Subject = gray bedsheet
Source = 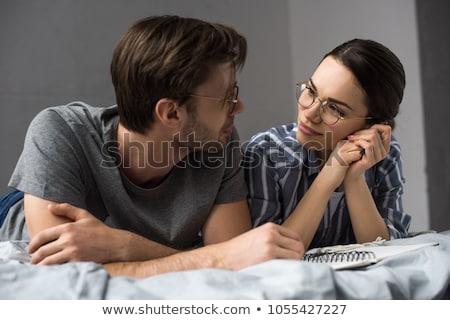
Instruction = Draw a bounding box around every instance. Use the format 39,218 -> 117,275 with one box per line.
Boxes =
1,231 -> 449,299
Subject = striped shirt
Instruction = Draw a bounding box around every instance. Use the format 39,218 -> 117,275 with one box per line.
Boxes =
243,123 -> 411,248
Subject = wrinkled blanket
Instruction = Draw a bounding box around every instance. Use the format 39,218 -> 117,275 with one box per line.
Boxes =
1,231 -> 449,299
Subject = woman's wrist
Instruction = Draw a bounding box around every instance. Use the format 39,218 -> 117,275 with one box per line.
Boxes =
343,172 -> 366,188
318,163 -> 347,192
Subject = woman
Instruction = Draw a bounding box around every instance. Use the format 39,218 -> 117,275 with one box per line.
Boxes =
244,39 -> 411,250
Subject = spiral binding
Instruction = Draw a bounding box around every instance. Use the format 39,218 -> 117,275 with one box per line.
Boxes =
304,250 -> 376,263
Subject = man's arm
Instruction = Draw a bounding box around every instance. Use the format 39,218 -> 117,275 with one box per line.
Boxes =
26,197 -> 178,264
104,222 -> 305,278
24,193 -> 72,237
26,197 -> 252,264
201,200 -> 252,245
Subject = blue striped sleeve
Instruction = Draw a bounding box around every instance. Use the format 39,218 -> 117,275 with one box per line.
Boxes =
372,139 -> 411,238
243,137 -> 284,226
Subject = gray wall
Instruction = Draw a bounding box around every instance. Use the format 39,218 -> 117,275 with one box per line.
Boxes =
417,0 -> 450,232
0,0 -> 434,231
0,0 -> 294,189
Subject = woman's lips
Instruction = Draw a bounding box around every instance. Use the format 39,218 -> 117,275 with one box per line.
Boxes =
299,122 -> 321,136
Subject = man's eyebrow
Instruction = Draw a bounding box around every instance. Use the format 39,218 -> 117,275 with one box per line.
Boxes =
309,78 -> 354,111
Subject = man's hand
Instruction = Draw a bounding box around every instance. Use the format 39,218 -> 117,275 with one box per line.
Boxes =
211,222 -> 304,271
27,203 -> 129,264
104,222 -> 305,278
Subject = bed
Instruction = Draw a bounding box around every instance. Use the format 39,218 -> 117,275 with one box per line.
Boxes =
1,230 -> 449,299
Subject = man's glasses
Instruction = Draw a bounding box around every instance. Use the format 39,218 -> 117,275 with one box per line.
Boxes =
188,85 -> 239,115
296,82 -> 373,125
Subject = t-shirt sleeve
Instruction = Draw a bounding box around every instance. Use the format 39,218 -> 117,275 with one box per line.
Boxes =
213,127 -> 248,204
8,107 -> 87,208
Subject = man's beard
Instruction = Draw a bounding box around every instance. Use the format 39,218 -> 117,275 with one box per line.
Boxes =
172,117 -> 227,154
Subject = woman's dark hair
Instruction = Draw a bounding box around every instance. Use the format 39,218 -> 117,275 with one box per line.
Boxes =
111,15 -> 247,133
324,39 -> 405,129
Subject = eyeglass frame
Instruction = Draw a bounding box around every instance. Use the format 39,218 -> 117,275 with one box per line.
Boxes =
187,84 -> 239,115
296,81 -> 374,125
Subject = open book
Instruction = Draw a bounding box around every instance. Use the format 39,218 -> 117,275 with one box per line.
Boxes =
303,238 -> 438,270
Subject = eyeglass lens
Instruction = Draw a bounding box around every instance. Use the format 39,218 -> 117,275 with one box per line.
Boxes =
296,83 -> 340,125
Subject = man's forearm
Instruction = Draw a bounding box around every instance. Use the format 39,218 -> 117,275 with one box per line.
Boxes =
105,245 -> 218,278
105,223 -> 305,278
119,230 -> 180,262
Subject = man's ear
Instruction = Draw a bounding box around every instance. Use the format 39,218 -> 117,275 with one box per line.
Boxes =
154,98 -> 183,129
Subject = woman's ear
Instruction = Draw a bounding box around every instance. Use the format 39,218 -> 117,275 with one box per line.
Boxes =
154,98 -> 183,129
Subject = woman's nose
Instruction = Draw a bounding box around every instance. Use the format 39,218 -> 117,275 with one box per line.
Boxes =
301,102 -> 322,124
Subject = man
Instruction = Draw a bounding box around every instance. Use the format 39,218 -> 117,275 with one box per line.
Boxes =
0,15 -> 303,277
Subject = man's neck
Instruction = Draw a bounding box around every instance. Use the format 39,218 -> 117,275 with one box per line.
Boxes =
117,124 -> 189,188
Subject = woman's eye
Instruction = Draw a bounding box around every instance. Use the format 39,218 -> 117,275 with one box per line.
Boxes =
306,86 -> 316,97
327,104 -> 345,117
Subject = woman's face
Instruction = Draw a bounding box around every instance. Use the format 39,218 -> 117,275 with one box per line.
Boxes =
296,56 -> 370,157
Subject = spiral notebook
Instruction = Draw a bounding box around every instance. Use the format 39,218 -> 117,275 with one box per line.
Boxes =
303,239 -> 438,270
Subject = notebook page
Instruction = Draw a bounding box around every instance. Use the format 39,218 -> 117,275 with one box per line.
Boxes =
303,241 -> 438,270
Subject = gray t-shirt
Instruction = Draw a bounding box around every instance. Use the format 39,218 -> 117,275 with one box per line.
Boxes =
1,102 -> 247,249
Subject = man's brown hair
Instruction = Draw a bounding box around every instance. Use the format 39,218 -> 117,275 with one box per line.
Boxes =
111,15 -> 247,133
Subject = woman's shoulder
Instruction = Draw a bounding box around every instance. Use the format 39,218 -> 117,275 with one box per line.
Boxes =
368,135 -> 404,182
387,135 -> 403,161
246,123 -> 298,148
243,123 -> 304,167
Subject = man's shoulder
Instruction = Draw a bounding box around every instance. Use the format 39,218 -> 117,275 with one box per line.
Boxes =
31,102 -> 118,132
45,101 -> 116,121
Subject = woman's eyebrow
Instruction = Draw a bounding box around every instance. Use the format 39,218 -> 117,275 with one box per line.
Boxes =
309,78 -> 354,111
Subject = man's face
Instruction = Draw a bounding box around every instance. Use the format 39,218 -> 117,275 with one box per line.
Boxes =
178,61 -> 244,151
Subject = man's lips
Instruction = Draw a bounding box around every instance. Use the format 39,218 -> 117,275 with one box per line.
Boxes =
298,122 -> 321,136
